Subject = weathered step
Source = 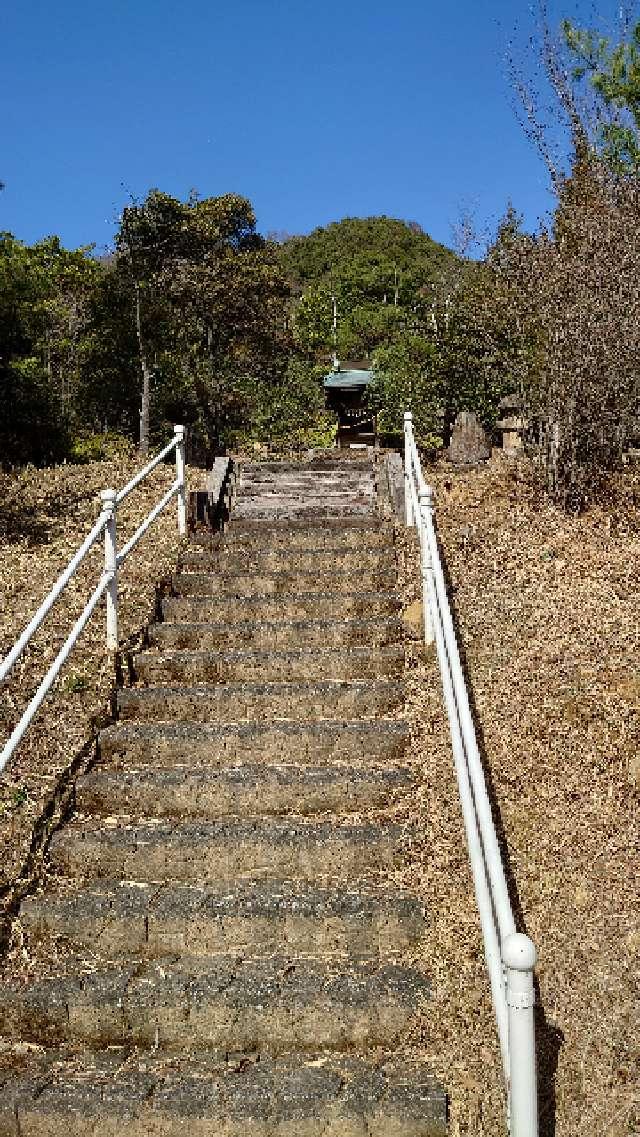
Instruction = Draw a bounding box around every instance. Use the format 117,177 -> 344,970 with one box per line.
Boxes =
239,462 -> 373,477
150,616 -> 405,652
231,500 -> 376,520
162,590 -> 402,624
0,1052 -> 447,1136
236,487 -> 376,504
235,484 -> 373,499
75,762 -> 415,819
240,458 -> 373,473
117,679 -> 404,723
99,719 -> 410,768
0,956 -> 429,1053
179,545 -> 393,572
236,491 -> 376,507
172,567 -> 396,595
134,645 -> 405,685
238,472 -> 375,488
228,513 -> 385,530
221,522 -> 392,550
50,817 -> 411,883
22,879 -> 425,959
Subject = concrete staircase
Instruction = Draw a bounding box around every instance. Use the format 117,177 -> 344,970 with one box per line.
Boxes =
0,453 -> 447,1135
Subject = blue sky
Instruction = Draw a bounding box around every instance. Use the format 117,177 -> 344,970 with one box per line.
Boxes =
0,0 -> 608,253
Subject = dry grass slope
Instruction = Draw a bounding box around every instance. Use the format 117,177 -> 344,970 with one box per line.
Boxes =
0,457 -> 180,911
398,456 -> 639,1136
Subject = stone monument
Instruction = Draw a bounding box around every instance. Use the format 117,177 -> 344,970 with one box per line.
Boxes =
447,411 -> 491,467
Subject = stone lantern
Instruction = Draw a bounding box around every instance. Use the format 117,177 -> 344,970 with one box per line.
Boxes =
496,393 -> 526,454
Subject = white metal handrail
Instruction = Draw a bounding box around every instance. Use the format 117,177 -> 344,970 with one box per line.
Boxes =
0,426 -> 187,772
116,435 -> 179,504
117,478 -> 181,565
0,511 -> 108,687
403,411 -> 538,1137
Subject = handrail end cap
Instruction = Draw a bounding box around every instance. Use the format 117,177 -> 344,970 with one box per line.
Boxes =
503,932 -> 537,971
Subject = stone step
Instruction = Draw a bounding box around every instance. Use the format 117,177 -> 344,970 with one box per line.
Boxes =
0,453 -> 445,1136
134,645 -> 405,685
150,616 -> 404,652
238,470 -> 375,485
179,545 -> 393,572
221,523 -> 392,550
117,679 -> 404,723
236,486 -> 375,503
0,1052 -> 447,1136
231,500 -> 376,520
162,590 -> 402,624
240,457 -> 373,473
172,567 -> 397,595
50,817 -> 410,884
227,515 -> 387,535
239,461 -> 373,475
0,956 -> 429,1053
99,719 -> 410,768
75,762 -> 415,820
236,482 -> 374,496
22,880 -> 425,959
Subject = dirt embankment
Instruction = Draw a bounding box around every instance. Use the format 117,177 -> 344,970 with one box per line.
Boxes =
0,456 -> 181,912
399,456 -> 639,1137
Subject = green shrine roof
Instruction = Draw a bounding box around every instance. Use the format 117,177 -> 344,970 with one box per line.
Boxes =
323,368 -> 374,390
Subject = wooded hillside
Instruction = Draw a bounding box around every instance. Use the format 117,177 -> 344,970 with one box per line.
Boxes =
278,215 -> 458,289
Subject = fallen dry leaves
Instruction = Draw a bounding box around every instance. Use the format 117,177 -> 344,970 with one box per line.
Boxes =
397,454 -> 639,1136
0,454 -> 182,910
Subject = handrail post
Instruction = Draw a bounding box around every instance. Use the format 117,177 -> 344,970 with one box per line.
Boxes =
403,411 -> 414,526
100,489 -> 118,651
504,933 -> 538,1137
174,424 -> 187,536
419,485 -> 435,644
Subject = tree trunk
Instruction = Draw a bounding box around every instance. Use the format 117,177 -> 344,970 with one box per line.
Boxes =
135,282 -> 151,455
139,360 -> 151,456
204,323 -> 222,459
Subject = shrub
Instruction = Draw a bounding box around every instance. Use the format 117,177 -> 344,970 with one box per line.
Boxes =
69,432 -> 136,464
232,360 -> 336,452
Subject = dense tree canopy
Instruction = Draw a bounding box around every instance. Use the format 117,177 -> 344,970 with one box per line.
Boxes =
278,215 -> 457,290
563,17 -> 640,173
279,217 -> 459,360
0,193 -> 297,466
0,233 -> 97,464
113,190 -> 291,458
0,208 -> 519,463
277,214 -> 521,446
